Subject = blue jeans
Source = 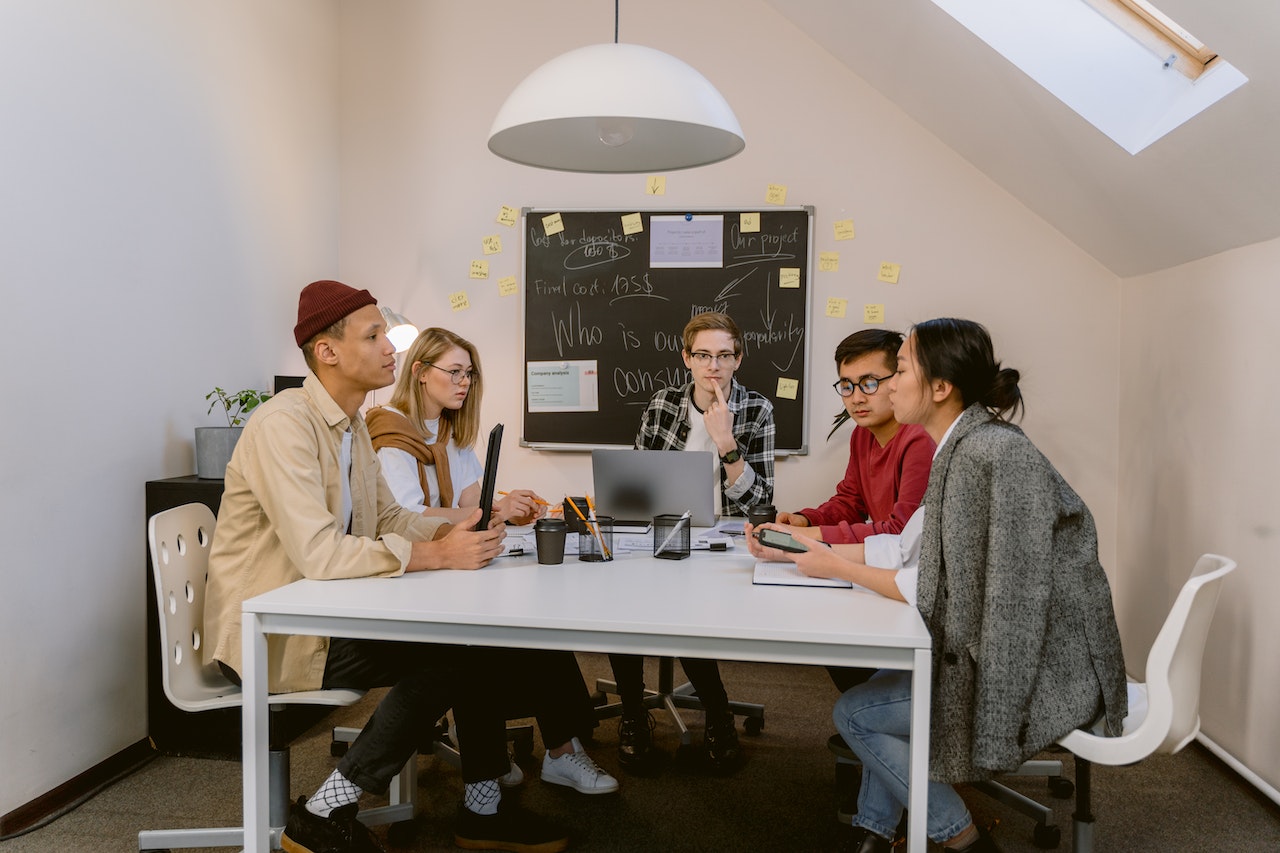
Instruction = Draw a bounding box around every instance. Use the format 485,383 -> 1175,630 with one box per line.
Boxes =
833,669 -> 972,844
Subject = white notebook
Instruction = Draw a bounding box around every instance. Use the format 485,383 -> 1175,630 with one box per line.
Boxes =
751,559 -> 854,589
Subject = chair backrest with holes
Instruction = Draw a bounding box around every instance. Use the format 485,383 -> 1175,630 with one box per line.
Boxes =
148,502 -> 241,712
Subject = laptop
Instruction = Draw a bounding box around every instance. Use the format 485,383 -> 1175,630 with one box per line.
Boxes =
591,449 -> 718,528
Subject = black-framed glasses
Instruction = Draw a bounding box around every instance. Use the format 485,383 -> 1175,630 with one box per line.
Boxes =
688,351 -> 739,366
833,374 -> 893,397
424,362 -> 477,385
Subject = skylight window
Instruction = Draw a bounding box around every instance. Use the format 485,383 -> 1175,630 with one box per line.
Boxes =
931,0 -> 1247,154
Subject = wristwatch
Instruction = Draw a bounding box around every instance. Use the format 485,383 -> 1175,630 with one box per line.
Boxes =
719,448 -> 742,465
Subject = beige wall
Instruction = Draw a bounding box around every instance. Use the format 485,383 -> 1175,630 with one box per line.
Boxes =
1119,237 -> 1280,795
0,0 -> 338,816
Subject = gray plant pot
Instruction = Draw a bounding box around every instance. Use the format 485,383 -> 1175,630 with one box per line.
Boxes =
195,426 -> 243,479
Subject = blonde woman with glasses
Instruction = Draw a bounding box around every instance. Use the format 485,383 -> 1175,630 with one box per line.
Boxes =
368,327 -> 545,525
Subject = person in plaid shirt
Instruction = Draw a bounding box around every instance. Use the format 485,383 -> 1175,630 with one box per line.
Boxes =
609,311 -> 775,777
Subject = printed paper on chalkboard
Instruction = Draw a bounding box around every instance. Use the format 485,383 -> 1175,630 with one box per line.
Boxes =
527,360 -> 600,413
650,215 -> 724,269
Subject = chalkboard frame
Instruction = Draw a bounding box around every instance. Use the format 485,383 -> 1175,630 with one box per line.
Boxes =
519,206 -> 814,455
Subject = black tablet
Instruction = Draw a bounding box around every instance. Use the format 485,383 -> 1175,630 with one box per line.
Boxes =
475,423 -> 503,531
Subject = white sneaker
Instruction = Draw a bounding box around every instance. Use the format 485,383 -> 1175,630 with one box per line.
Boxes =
499,746 -> 525,788
540,737 -> 619,795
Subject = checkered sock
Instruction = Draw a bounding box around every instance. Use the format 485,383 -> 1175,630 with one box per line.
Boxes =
305,770 -> 363,818
463,779 -> 501,815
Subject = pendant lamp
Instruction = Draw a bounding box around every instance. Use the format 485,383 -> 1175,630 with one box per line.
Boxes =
487,6 -> 744,173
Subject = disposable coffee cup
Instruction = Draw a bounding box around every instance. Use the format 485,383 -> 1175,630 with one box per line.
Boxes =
746,504 -> 777,529
534,518 -> 568,565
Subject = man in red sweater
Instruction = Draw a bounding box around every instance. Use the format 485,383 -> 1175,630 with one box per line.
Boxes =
777,329 -> 934,546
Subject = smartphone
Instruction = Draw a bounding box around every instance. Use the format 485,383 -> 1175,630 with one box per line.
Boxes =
754,527 -> 809,553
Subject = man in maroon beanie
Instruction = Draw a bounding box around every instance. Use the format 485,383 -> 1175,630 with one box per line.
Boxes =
203,280 -> 612,853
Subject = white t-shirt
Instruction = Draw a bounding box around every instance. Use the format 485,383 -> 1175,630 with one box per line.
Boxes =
683,404 -> 723,517
861,416 -> 962,606
376,412 -> 485,512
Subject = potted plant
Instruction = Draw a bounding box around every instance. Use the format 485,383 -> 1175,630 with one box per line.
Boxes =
195,386 -> 270,478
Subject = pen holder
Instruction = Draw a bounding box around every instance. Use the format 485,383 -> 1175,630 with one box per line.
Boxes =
652,514 -> 691,560
563,496 -> 592,535
577,515 -> 614,563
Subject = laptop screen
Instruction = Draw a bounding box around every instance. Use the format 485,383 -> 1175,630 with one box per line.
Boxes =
591,449 -> 717,527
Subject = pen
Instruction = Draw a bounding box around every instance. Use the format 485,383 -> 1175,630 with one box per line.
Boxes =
567,497 -> 611,560
497,491 -> 550,506
654,510 -> 691,556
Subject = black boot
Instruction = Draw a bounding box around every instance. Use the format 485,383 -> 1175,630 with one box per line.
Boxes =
617,711 -> 660,773
836,825 -> 892,853
947,825 -> 1003,853
702,711 -> 741,775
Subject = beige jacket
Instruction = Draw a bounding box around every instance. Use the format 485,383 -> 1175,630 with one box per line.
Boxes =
204,373 -> 444,692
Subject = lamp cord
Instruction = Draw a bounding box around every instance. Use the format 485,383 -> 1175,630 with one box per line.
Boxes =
614,0 -> 619,43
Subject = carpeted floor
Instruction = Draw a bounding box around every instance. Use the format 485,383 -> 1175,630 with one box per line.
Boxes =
4,654 -> 1278,852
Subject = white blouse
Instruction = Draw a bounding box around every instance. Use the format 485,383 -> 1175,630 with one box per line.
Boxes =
376,413 -> 484,513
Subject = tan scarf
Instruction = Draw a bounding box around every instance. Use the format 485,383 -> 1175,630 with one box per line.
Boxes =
366,406 -> 455,509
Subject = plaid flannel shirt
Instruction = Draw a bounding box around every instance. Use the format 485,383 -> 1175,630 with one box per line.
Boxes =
635,380 -> 775,515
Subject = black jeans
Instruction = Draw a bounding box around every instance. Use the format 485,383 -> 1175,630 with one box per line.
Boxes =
317,640 -> 595,793
607,653 -> 729,718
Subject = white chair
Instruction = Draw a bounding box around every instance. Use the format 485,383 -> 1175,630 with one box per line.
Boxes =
139,503 -> 416,852
977,553 -> 1237,851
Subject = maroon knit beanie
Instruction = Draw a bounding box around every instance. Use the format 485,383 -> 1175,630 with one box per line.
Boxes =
294,280 -> 378,347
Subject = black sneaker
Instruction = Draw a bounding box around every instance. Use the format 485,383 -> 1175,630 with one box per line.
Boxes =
702,711 -> 741,775
453,802 -> 570,853
617,711 -> 660,774
280,796 -> 383,853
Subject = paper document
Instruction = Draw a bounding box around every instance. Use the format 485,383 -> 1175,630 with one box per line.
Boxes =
752,560 -> 855,589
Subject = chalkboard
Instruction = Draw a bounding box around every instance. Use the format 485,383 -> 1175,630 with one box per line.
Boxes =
521,208 -> 812,453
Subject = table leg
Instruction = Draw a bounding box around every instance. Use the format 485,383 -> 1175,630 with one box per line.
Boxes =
243,614 -> 270,853
906,648 -> 932,853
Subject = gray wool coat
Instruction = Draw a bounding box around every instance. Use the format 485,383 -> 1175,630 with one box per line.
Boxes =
917,404 -> 1128,783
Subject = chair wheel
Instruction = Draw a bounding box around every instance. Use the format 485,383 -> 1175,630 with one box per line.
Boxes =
387,819 -> 417,846
1033,822 -> 1061,848
744,716 -> 764,736
330,740 -> 349,758
1048,776 -> 1074,798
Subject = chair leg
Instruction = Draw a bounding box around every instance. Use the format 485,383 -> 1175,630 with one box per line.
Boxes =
1072,757 -> 1095,853
595,658 -> 765,744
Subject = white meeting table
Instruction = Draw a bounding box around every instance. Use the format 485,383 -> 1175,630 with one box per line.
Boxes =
241,546 -> 933,852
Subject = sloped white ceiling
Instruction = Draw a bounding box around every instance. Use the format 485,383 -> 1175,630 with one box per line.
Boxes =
765,0 -> 1280,277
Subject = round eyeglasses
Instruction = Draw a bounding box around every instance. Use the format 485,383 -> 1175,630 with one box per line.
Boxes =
833,374 -> 893,397
424,363 -> 477,385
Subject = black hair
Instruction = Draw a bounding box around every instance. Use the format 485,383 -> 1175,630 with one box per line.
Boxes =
833,329 -> 904,370
910,318 -> 1024,422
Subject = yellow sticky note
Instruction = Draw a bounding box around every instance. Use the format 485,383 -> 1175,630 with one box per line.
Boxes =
645,176 -> 666,195
449,291 -> 470,312
819,252 -> 840,272
864,304 -> 885,324
496,205 -> 519,227
834,219 -> 855,241
878,262 -> 901,284
621,213 -> 643,235
825,297 -> 848,319
765,184 -> 788,205
469,260 -> 489,279
542,212 -> 564,236
776,377 -> 799,400
482,234 -> 502,255
778,267 -> 800,289
740,212 -> 760,233
498,276 -> 518,297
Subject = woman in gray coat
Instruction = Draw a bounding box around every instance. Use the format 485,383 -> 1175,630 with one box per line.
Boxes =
754,319 -> 1127,853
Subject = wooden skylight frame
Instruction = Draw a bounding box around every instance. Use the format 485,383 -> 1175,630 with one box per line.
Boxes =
1084,0 -> 1218,79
